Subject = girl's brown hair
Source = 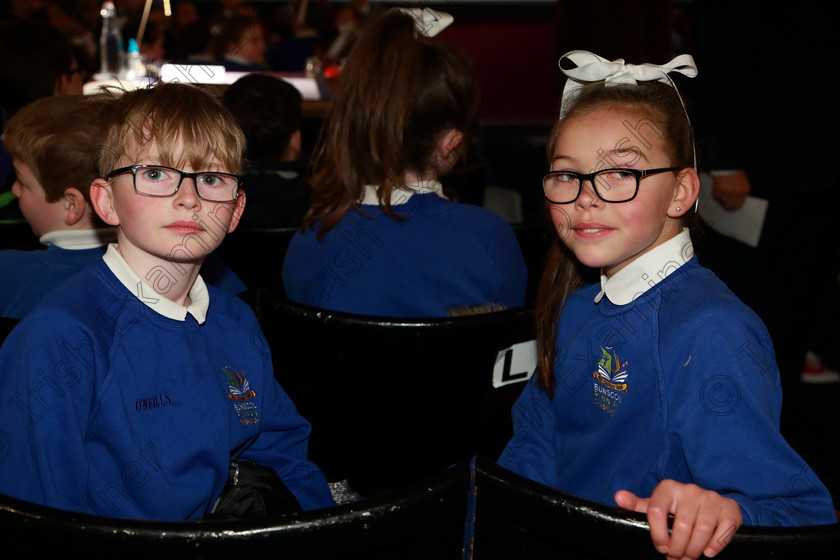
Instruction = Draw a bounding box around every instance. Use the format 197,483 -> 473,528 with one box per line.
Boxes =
536,81 -> 696,397
302,9 -> 478,238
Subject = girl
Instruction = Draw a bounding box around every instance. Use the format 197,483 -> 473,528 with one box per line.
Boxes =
281,9 -> 527,317
497,51 -> 837,560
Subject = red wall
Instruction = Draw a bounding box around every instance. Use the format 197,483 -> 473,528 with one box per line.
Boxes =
438,18 -> 562,124
435,0 -> 674,125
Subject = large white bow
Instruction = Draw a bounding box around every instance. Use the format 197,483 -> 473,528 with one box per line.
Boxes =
557,49 -> 699,175
558,50 -> 698,116
398,7 -> 454,37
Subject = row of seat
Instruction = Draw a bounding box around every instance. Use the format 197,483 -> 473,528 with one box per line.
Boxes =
2,456 -> 837,558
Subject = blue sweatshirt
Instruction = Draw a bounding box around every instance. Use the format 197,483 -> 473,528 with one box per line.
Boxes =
0,231 -> 246,319
0,244 -> 106,318
282,191 -> 527,317
498,234 -> 836,527
0,254 -> 334,520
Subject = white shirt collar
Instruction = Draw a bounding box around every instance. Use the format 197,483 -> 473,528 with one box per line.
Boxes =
40,228 -> 117,250
595,228 -> 694,305
101,244 -> 209,323
359,180 -> 448,205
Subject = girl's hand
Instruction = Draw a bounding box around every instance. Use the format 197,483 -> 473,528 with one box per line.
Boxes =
615,480 -> 742,559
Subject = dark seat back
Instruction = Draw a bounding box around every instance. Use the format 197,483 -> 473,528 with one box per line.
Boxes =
511,222 -> 553,304
0,316 -> 19,348
214,226 -> 298,290
470,457 -> 840,559
0,220 -> 40,251
248,289 -> 536,498
3,456 -> 836,559
0,461 -> 471,560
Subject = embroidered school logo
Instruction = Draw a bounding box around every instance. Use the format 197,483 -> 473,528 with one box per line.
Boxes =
222,366 -> 260,425
592,346 -> 629,415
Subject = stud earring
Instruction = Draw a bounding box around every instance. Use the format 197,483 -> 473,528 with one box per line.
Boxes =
676,207 -> 681,212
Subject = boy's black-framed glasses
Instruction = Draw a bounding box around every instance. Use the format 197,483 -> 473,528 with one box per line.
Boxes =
106,165 -> 242,202
542,167 -> 682,204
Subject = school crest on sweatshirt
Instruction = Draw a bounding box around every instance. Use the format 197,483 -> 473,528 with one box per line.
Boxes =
222,366 -> 260,425
592,346 -> 629,415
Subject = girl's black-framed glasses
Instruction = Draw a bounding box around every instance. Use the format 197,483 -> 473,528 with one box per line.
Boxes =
543,167 -> 681,204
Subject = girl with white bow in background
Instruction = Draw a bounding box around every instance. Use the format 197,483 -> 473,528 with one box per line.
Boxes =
497,51 -> 837,560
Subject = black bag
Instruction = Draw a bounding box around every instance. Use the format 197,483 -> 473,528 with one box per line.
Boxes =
209,461 -> 303,520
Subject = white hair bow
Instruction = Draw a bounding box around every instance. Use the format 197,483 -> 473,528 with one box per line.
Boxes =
398,7 -> 454,37
558,50 -> 699,174
558,50 -> 698,117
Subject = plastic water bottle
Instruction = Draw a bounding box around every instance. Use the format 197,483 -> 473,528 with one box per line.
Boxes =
125,38 -> 146,80
99,1 -> 124,77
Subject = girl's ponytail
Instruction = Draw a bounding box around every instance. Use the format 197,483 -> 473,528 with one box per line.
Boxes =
304,9 -> 477,238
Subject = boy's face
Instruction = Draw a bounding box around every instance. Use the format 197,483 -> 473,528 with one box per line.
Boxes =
91,139 -> 246,277
11,158 -> 66,237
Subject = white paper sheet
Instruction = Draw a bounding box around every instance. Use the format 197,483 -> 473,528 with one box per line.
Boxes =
697,172 -> 768,248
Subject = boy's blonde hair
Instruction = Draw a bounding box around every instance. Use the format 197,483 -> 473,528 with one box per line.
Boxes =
97,83 -> 245,177
2,94 -> 113,204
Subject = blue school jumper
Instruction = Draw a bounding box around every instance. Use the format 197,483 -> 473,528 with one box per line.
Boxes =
0,230 -> 246,319
498,231 -> 837,526
0,243 -> 106,318
282,188 -> 528,317
0,248 -> 334,520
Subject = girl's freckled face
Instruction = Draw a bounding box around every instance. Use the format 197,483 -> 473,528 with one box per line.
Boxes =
548,107 -> 682,277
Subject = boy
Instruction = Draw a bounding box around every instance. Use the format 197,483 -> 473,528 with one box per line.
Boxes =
222,73 -> 310,228
0,94 -> 117,319
0,95 -> 246,320
0,83 -> 335,520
